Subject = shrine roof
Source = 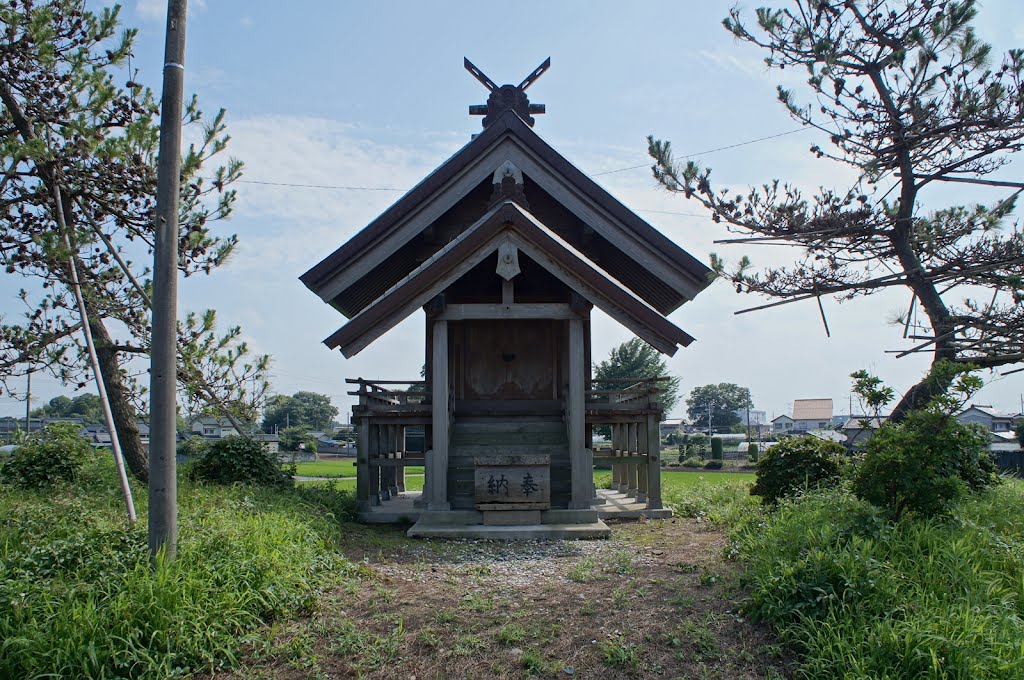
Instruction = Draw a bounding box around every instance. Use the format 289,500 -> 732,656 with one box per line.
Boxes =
323,201 -> 696,358
300,110 -> 713,319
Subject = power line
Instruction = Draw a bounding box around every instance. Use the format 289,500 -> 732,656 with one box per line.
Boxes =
591,127 -> 808,177
236,179 -> 404,191
228,126 -> 809,192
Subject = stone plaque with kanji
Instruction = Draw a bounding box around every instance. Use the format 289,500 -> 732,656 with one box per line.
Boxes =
474,454 -> 550,510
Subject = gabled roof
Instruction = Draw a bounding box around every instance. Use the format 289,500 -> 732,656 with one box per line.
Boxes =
771,414 -> 794,423
841,417 -> 887,430
793,399 -> 833,421
324,201 -> 695,358
959,405 -> 1017,420
301,110 -> 712,318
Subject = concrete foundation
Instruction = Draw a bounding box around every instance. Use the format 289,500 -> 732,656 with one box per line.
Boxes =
360,490 -> 669,538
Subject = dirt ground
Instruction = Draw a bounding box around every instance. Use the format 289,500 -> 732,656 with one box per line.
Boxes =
220,517 -> 791,679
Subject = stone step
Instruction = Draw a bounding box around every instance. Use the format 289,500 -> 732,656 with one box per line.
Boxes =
449,444 -> 568,459
451,430 -> 567,446
452,420 -> 566,430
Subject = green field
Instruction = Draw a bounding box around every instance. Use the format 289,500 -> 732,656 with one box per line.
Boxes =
297,474 -> 426,492
294,460 -> 424,478
662,469 -> 755,488
299,468 -> 754,497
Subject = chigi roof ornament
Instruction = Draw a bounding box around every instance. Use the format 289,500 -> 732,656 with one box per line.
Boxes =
465,57 -> 549,128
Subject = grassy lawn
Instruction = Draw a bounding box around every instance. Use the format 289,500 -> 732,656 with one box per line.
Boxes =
294,460 -> 357,477
7,442 -> 1020,678
294,460 -> 424,478
663,469 -> 755,488
0,454 -> 363,679
305,469 -> 754,496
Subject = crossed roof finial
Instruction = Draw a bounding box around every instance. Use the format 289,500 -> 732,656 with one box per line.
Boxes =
465,57 -> 550,129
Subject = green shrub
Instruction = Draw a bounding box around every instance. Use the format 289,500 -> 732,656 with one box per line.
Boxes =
710,436 -> 724,460
0,423 -> 93,489
852,409 -> 998,519
734,484 -> 1024,678
750,435 -> 847,505
681,456 -> 703,467
176,435 -> 211,458
189,436 -> 293,487
279,425 -> 317,453
748,443 -> 759,463
0,455 -> 361,678
703,459 -> 723,470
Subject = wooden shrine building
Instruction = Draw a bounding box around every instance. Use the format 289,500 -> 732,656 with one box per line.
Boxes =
301,60 -> 712,538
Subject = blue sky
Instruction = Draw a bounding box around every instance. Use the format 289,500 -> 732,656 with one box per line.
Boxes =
4,1 -> 1024,420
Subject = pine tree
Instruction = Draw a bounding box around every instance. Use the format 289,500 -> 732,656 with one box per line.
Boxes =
0,1 -> 269,479
649,0 -> 1024,420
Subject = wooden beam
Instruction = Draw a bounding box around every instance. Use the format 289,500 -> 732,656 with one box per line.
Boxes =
502,278 -> 514,304
436,302 -> 581,321
646,413 -> 663,510
428,320 -> 451,511
356,416 -> 370,512
568,318 -> 591,509
505,232 -> 683,355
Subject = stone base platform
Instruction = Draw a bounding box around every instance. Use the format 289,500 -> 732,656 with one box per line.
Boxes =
407,520 -> 611,540
357,490 -> 668,537
594,489 -> 673,520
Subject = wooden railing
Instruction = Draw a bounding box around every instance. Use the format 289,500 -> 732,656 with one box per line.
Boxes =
585,377 -> 667,510
347,376 -> 667,512
347,378 -> 431,510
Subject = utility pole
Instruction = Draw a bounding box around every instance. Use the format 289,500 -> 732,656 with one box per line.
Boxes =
24,369 -> 31,434
746,404 -> 750,443
706,402 -> 713,437
149,0 -> 188,563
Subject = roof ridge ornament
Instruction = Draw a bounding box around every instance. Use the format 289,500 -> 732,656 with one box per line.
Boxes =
465,57 -> 549,128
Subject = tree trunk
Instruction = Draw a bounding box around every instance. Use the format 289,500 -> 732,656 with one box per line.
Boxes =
888,368 -> 954,422
90,316 -> 150,482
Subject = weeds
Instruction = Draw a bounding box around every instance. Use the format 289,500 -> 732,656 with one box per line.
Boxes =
0,456 -> 360,679
734,483 -> 1024,678
567,556 -> 599,582
600,635 -> 640,672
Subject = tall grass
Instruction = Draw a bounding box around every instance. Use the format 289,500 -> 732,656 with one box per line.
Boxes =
732,482 -> 1024,679
663,474 -> 761,527
0,454 -> 362,678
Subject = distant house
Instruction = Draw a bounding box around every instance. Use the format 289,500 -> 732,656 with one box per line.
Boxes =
792,399 -> 834,431
841,416 -> 887,448
660,418 -> 685,439
771,414 -> 795,434
189,415 -> 242,439
0,416 -> 44,440
956,405 -> 1021,434
80,421 -> 150,447
43,416 -> 86,426
254,433 -> 280,454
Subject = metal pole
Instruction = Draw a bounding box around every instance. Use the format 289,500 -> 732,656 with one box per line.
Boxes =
149,0 -> 188,563
62,234 -> 138,526
25,369 -> 31,434
49,178 -> 137,526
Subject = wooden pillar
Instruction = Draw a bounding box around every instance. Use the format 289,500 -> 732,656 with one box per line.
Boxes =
568,318 -> 591,509
396,425 -> 407,493
356,414 -> 370,512
428,320 -> 451,511
634,421 -> 648,503
369,424 -> 381,506
646,413 -> 663,510
611,424 -> 619,488
606,421 -> 622,491
386,425 -> 399,498
626,421 -> 639,498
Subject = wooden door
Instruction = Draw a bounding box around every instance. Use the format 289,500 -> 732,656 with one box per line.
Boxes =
454,320 -> 559,400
